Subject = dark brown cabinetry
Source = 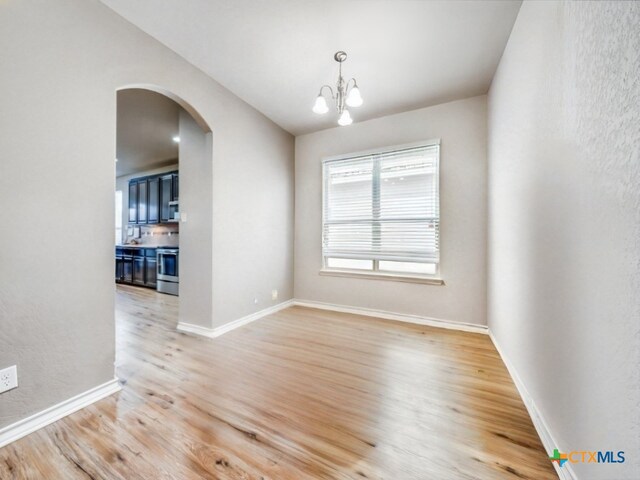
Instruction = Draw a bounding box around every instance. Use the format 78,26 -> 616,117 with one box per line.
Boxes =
116,247 -> 157,288
128,171 -> 178,225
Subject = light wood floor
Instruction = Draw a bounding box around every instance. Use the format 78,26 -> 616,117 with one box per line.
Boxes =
0,285 -> 557,479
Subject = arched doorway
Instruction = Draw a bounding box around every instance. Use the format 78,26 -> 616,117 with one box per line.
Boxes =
114,85 -> 214,337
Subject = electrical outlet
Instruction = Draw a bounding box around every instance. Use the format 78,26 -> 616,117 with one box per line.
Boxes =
0,365 -> 18,394
254,298 -> 259,305
271,289 -> 278,301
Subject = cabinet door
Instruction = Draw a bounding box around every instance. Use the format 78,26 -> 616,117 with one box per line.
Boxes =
128,182 -> 138,224
148,177 -> 160,224
123,258 -> 133,283
137,180 -> 148,224
133,257 -> 145,285
172,173 -> 179,201
160,174 -> 173,223
115,257 -> 124,282
145,258 -> 157,287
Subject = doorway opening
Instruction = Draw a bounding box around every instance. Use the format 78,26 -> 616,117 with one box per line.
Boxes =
113,86 -> 213,343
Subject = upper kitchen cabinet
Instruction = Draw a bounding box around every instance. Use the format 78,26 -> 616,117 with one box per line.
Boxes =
160,173 -> 179,223
172,174 -> 179,202
128,181 -> 137,224
148,176 -> 160,224
160,174 -> 172,223
137,179 -> 148,224
128,171 -> 178,225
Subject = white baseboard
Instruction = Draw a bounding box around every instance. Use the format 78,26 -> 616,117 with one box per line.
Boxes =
177,299 -> 295,339
175,321 -> 217,338
489,332 -> 575,480
0,378 -> 121,449
293,299 -> 488,334
178,299 -> 487,338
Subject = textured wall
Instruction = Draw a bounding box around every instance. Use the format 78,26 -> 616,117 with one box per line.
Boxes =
488,2 -> 640,478
0,0 -> 294,429
295,96 -> 488,326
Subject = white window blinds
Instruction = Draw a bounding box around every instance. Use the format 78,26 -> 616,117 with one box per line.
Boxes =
322,143 -> 440,268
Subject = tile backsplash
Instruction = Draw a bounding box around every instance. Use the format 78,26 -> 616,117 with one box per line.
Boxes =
122,224 -> 179,247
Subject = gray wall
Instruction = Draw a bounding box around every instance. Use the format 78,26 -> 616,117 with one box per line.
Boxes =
295,96 -> 487,326
488,2 -> 640,478
210,96 -> 295,326
0,0 -> 294,428
179,110 -> 213,328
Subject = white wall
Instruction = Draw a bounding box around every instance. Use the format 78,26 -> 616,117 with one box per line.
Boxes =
488,2 -> 640,478
0,0 -> 293,429
295,96 -> 487,326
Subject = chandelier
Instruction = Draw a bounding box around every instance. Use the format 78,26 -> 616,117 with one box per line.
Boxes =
312,51 -> 363,126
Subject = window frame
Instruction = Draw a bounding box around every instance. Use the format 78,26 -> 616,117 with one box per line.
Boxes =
321,139 -> 443,284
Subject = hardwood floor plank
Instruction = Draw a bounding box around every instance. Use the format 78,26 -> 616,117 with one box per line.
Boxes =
0,285 -> 557,479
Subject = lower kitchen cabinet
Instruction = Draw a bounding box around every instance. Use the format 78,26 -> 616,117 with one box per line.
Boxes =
145,258 -> 157,288
133,257 -> 145,285
122,257 -> 133,283
115,256 -> 124,280
116,247 -> 157,289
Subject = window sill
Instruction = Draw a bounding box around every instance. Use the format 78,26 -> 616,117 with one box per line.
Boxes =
319,269 -> 445,285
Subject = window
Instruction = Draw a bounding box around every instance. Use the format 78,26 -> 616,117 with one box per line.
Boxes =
322,142 -> 440,279
115,190 -> 123,244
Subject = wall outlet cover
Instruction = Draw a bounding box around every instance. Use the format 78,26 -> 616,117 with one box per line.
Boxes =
0,365 -> 18,394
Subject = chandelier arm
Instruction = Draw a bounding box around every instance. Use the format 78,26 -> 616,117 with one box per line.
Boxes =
345,78 -> 357,93
318,84 -> 335,99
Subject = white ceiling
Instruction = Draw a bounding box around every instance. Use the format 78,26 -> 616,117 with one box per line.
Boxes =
116,89 -> 180,177
102,0 -> 521,136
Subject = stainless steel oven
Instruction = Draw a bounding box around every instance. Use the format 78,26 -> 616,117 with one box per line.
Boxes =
157,248 -> 179,295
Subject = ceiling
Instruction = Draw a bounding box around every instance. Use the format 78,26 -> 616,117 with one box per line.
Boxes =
102,1 -> 521,136
116,89 -> 180,177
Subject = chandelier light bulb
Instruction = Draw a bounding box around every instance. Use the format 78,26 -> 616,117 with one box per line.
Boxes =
346,85 -> 363,107
312,94 -> 329,114
338,109 -> 353,126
